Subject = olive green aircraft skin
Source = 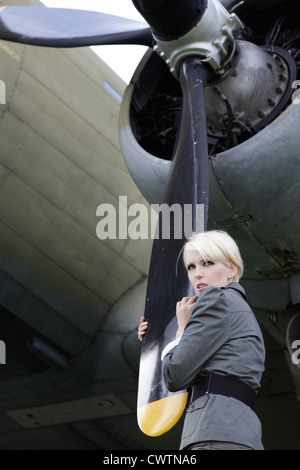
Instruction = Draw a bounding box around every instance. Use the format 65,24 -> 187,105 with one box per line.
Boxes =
0,0 -> 159,451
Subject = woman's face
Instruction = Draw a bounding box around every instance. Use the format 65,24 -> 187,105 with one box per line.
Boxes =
185,249 -> 238,296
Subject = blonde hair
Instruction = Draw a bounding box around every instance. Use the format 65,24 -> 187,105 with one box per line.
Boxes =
183,230 -> 244,282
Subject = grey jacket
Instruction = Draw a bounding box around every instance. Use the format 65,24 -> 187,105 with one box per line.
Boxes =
162,283 -> 265,450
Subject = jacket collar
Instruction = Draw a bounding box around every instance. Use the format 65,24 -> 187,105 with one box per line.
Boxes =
222,282 -> 247,301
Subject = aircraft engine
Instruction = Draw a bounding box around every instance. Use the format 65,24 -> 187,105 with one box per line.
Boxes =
119,0 -> 298,205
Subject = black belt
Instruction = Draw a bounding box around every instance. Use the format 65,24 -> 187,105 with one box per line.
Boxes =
189,374 -> 256,410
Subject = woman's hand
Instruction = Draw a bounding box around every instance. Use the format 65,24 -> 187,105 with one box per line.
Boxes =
175,295 -> 198,339
137,316 -> 149,341
138,295 -> 197,342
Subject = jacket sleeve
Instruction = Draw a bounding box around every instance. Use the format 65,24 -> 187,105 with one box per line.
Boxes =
162,286 -> 230,392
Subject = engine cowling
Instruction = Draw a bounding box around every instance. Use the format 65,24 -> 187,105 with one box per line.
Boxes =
119,37 -> 295,205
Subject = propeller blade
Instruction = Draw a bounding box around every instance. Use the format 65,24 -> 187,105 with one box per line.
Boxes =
0,6 -> 153,47
132,0 -> 207,41
138,57 -> 211,436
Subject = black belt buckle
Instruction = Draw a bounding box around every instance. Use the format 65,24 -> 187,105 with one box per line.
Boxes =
188,374 -> 211,407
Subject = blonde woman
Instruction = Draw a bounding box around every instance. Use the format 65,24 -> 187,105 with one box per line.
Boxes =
138,230 -> 265,450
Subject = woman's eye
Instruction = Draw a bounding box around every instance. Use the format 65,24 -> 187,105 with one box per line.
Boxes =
187,264 -> 195,271
203,261 -> 214,266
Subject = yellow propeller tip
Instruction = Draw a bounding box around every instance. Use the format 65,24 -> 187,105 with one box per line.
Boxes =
137,392 -> 189,437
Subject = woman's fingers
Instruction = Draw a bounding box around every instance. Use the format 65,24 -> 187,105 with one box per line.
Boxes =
138,295 -> 198,342
138,316 -> 149,341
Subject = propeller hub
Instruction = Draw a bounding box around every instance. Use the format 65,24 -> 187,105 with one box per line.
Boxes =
205,40 -> 293,137
151,0 -> 243,79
